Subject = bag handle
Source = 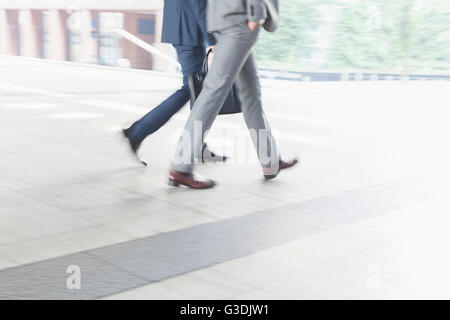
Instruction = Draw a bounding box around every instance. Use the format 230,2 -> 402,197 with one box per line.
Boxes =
202,48 -> 214,75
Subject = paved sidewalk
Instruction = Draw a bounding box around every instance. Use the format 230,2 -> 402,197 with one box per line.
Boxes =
1,57 -> 449,299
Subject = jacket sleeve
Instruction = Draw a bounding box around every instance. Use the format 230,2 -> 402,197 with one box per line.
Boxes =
247,0 -> 267,24
187,0 -> 216,46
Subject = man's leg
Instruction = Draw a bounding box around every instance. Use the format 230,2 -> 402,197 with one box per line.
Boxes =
235,52 -> 279,171
126,90 -> 189,145
171,23 -> 259,174
236,52 -> 298,179
126,46 -> 205,146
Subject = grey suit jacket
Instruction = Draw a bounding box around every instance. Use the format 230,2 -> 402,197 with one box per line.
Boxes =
207,0 -> 279,33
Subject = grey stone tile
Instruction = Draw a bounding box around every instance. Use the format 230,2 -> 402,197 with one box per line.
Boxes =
88,207 -> 322,282
0,187 -> 35,208
0,203 -> 95,245
18,180 -> 149,211
0,226 -> 133,268
0,253 -> 147,300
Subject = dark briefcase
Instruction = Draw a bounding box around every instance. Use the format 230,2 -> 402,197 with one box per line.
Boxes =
188,49 -> 242,115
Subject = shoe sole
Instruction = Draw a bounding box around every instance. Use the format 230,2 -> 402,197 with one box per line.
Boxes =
168,178 -> 215,189
264,159 -> 299,180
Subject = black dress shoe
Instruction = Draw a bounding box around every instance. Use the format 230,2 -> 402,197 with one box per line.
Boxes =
264,158 -> 299,180
122,129 -> 147,166
201,144 -> 228,163
202,151 -> 228,163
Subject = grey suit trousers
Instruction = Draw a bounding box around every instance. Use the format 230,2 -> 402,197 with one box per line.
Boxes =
171,22 -> 279,173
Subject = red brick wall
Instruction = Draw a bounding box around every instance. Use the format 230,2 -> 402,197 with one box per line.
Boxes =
122,12 -> 156,70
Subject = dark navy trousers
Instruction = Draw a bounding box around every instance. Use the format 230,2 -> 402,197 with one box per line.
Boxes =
127,45 -> 205,145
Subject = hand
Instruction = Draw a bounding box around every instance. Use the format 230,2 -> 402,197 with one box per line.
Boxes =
206,46 -> 215,67
247,21 -> 261,31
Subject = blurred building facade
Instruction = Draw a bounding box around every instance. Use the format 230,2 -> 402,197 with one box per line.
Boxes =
0,0 -> 171,70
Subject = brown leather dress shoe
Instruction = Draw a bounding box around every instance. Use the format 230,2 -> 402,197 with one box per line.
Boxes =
168,170 -> 216,189
264,158 -> 299,180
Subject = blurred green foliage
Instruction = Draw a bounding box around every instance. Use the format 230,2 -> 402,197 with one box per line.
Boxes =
254,0 -> 320,70
255,0 -> 450,74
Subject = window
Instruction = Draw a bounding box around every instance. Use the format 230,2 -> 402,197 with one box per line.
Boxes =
138,19 -> 155,35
